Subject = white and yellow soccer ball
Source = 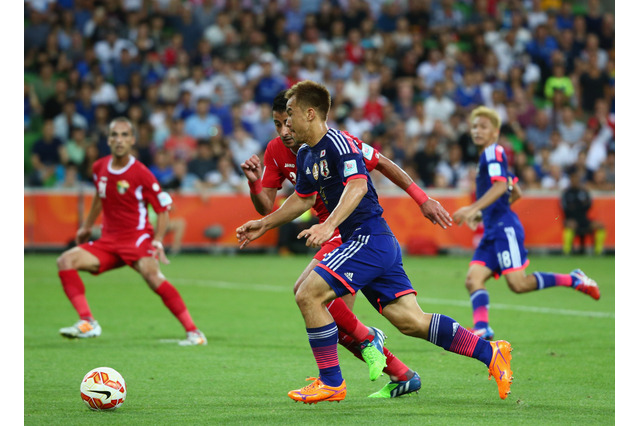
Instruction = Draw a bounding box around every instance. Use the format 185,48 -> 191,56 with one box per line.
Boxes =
80,367 -> 127,410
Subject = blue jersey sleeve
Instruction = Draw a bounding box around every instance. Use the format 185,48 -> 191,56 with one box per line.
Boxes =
325,129 -> 368,184
293,146 -> 318,198
483,145 -> 509,184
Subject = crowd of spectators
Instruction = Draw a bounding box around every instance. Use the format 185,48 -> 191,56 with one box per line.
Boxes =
24,0 -> 615,196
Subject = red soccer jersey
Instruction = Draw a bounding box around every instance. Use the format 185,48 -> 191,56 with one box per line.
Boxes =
261,131 -> 380,223
92,155 -> 172,238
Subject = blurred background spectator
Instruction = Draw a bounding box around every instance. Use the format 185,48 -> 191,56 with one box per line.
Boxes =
23,0 -> 614,195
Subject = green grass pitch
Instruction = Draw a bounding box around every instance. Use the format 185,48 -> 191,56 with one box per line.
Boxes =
24,253 -> 614,425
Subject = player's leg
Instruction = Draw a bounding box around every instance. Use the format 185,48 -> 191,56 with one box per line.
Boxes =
381,293 -> 513,400
312,234 -> 424,398
134,255 -> 206,345
168,218 -> 186,254
465,237 -> 500,339
492,223 -> 598,299
363,237 -> 512,399
465,263 -> 495,339
504,267 -> 600,300
296,244 -> 410,384
288,270 -> 346,403
56,245 -> 109,338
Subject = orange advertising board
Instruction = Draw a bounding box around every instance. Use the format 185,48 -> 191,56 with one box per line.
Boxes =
24,191 -> 614,251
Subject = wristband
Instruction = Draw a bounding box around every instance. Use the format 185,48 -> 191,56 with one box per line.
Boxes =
406,182 -> 429,205
248,179 -> 263,195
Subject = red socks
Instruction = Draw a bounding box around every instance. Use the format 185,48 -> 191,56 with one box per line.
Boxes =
329,298 -> 411,381
327,297 -> 370,342
155,281 -> 197,332
339,332 -> 411,381
59,270 -> 93,320
59,271 -> 196,333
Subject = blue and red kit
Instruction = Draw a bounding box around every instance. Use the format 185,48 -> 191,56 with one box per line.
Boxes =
294,128 -> 416,311
471,143 -> 529,277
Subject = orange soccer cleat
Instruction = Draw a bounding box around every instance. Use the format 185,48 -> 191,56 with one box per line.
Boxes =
488,340 -> 513,400
287,377 -> 347,404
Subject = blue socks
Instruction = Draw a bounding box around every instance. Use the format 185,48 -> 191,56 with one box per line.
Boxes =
307,322 -> 343,387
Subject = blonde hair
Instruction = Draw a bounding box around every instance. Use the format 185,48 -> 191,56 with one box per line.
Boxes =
470,106 -> 501,130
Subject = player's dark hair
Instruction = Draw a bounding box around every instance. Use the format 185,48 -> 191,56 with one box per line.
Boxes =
272,90 -> 288,113
285,80 -> 331,121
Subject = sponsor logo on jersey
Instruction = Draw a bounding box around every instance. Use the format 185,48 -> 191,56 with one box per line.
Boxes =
312,163 -> 319,180
344,160 -> 357,177
152,182 -> 160,192
344,272 -> 353,281
320,159 -> 329,177
306,167 -> 311,175
320,149 -> 326,157
285,163 -> 296,168
117,180 -> 130,195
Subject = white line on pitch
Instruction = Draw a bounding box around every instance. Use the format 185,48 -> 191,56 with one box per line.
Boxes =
173,278 -> 614,319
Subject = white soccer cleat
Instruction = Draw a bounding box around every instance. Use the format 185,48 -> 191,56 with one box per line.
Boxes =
179,329 -> 207,346
60,319 -> 102,339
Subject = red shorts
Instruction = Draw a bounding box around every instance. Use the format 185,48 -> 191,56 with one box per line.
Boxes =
313,234 -> 343,261
79,232 -> 155,274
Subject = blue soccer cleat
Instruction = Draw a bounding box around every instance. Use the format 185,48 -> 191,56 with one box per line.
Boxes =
360,327 -> 387,381
368,372 -> 422,398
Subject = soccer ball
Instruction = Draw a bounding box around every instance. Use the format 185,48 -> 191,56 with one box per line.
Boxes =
80,367 -> 127,410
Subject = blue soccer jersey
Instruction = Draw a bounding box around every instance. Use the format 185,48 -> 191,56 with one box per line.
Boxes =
476,143 -> 519,237
294,128 -> 415,310
294,128 -> 386,240
472,143 -> 529,277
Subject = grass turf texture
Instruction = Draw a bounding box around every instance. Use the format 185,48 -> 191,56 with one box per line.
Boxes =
24,254 -> 614,425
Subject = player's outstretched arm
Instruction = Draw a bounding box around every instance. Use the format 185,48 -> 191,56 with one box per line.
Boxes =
76,192 -> 103,245
375,154 -> 452,229
237,192 -> 315,248
453,180 -> 508,227
240,154 -> 278,215
299,178 -> 367,248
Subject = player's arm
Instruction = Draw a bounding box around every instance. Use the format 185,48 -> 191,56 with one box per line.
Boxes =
452,180 -> 509,227
237,192 -> 315,248
76,191 -> 103,245
151,210 -> 170,264
300,178 -> 368,248
374,154 -> 452,228
509,177 -> 522,205
241,154 -> 280,215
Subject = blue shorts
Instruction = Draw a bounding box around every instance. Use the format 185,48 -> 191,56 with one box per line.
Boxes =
471,220 -> 529,279
314,231 -> 416,313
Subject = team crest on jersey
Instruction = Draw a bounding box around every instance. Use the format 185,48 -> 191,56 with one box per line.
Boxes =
117,180 -> 130,194
319,159 -> 329,177
312,163 -> 319,180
